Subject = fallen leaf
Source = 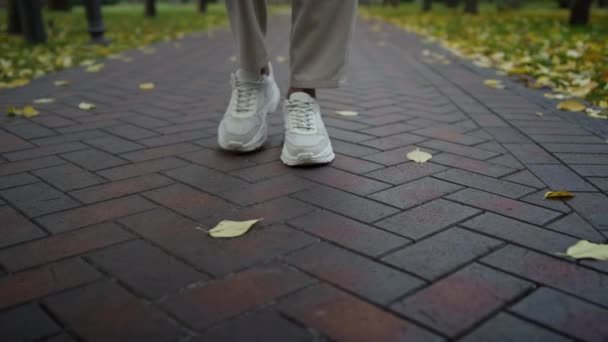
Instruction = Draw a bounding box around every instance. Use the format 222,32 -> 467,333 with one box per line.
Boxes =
22,106 -> 39,118
6,106 -> 22,116
536,111 -> 544,117
335,110 -> 359,116
34,98 -> 55,104
557,100 -> 586,112
139,82 -> 155,90
85,63 -> 104,73
54,80 -> 71,86
544,191 -> 574,199
229,56 -> 237,62
406,148 -> 432,165
276,56 -> 287,63
484,79 -> 506,89
208,219 -> 263,238
586,108 -> 608,119
78,102 -> 95,110
564,240 -> 608,261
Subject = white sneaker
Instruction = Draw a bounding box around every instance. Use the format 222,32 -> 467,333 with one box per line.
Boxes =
218,65 -> 280,152
281,92 -> 335,166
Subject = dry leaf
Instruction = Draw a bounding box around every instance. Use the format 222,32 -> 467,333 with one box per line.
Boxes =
484,79 -> 506,89
586,108 -> 608,119
54,80 -> 71,86
208,219 -> 263,238
85,63 -> 104,72
78,102 -> 95,110
536,111 -> 544,117
564,240 -> 608,261
557,100 -> 586,112
406,148 -> 432,165
139,82 -> 155,90
335,110 -> 359,117
6,106 -> 22,116
229,56 -> 237,62
34,98 -> 54,104
276,56 -> 287,63
22,106 -> 39,118
544,191 -> 574,199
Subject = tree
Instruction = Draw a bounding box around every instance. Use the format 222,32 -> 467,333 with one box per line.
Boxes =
423,0 -> 432,12
497,0 -> 522,11
48,0 -> 72,11
7,0 -> 22,34
464,0 -> 479,14
382,0 -> 399,6
198,0 -> 207,13
445,0 -> 460,8
145,0 -> 156,17
599,0 -> 608,8
558,0 -> 571,8
569,0 -> 592,25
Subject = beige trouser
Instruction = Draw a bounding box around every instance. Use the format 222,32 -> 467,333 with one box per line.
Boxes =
225,0 -> 358,89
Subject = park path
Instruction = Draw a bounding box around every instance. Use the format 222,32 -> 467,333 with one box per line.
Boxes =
1,12 -> 608,342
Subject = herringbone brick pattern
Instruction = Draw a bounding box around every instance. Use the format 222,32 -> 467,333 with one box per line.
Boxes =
1,13 -> 607,342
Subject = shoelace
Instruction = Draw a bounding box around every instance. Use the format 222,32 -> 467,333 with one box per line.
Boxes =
232,74 -> 260,114
287,100 -> 316,131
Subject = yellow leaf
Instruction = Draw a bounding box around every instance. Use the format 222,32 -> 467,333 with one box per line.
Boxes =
208,219 -> 263,238
139,82 -> 155,90
536,111 -> 544,117
544,191 -> 574,199
565,240 -> 608,261
85,63 -> 104,73
22,106 -> 39,118
80,59 -> 96,67
8,78 -> 29,88
406,148 -> 432,165
484,79 -> 506,89
78,102 -> 95,110
586,108 -> 608,119
54,80 -> 71,87
6,106 -> 22,116
600,101 -> 608,109
335,110 -> 358,116
556,100 -> 586,112
34,98 -> 55,104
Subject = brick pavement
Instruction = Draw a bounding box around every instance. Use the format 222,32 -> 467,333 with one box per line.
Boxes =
1,12 -> 608,342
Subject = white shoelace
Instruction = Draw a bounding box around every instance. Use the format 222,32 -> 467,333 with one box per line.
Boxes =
232,74 -> 261,114
287,100 -> 316,131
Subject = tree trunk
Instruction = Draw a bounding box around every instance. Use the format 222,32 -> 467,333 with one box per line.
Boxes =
383,0 -> 399,6
48,0 -> 72,11
445,0 -> 460,8
464,0 -> 478,14
7,0 -> 22,34
569,0 -> 592,25
598,0 -> 608,8
145,0 -> 156,17
198,0 -> 207,13
423,0 -> 432,11
558,0 -> 571,8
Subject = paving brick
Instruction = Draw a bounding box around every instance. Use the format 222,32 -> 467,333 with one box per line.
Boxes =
120,143 -> 201,162
84,135 -> 145,154
1,182 -> 80,217
0,132 -> 33,153
383,227 -> 503,280
447,188 -> 561,225
461,312 -> 572,342
221,175 -> 313,206
162,264 -> 314,331
104,124 -> 159,140
359,122 -> 417,136
330,153 -> 384,174
36,195 -> 156,233
462,213 -> 577,254
542,143 -> 608,153
527,164 -> 596,191
412,127 -> 485,145
392,263 -> 532,337
293,186 -> 399,223
487,153 -> 525,169
376,199 -> 481,240
431,153 -> 515,177
69,173 -> 172,204
120,114 -> 170,128
434,169 -> 535,199
279,284 -> 444,342
548,213 -> 605,242
56,120 -> 121,134
530,134 -> 604,143
30,130 -> 108,146
331,140 -> 379,157
323,117 -> 371,131
3,142 -> 87,162
588,177 -> 608,191
0,259 -> 100,309
230,197 -> 315,228
556,153 -> 608,164
143,183 -> 235,221
363,146 -> 435,166
327,127 -> 375,143
61,148 -> 127,171
570,164 -> 608,177
0,206 -> 46,248
44,281 -> 184,342
138,130 -> 209,147
45,333 -> 77,342
0,304 -> 61,342
419,139 -> 499,160
518,188 -> 572,213
0,156 -> 65,177
34,163 -> 105,191
180,148 -> 256,172
5,122 -> 55,139
357,113 -> 409,126
566,192 -> 608,230
88,239 -> 206,299
195,310 -> 314,342
482,245 -> 608,306
154,120 -> 216,135
286,242 -> 424,304
0,222 -> 133,271
289,210 -> 409,257
229,160 -> 291,182
163,164 -> 248,197
511,288 -> 608,342
366,162 -> 447,186
370,177 -> 462,209
0,173 -> 37,190
502,169 -> 546,188
295,167 -> 389,196
360,132 -> 427,150
120,208 -> 316,276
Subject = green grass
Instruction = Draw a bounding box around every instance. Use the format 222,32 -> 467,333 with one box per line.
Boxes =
0,3 -> 227,88
364,3 -> 608,105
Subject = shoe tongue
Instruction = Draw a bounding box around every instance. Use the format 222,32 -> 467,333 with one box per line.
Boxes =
236,69 -> 263,82
289,92 -> 314,103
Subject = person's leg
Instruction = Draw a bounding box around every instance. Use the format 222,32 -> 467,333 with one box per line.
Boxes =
218,0 -> 280,152
281,0 -> 357,166
225,0 -> 269,75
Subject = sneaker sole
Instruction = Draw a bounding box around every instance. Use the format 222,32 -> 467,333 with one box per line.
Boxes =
218,81 -> 280,152
280,143 -> 336,166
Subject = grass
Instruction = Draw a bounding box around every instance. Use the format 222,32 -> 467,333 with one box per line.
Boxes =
364,2 -> 608,108
0,3 -> 227,89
